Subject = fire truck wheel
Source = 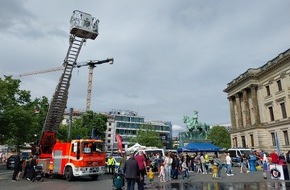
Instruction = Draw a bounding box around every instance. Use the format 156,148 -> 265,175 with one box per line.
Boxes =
65,166 -> 74,181
90,174 -> 99,180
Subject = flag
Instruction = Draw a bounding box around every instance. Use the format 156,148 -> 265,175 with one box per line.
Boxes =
115,134 -> 123,155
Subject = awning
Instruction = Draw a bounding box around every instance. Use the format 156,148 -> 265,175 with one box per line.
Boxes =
177,142 -> 220,153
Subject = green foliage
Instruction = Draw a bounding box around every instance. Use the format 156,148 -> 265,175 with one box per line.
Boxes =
130,124 -> 163,148
0,76 -> 107,148
0,76 -> 48,148
56,111 -> 107,141
208,125 -> 231,149
82,111 -> 107,139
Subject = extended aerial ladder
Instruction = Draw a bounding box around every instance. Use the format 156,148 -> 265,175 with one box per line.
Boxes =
39,10 -> 100,158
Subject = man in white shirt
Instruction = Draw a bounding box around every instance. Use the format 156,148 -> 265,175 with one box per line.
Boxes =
226,152 -> 234,176
163,152 -> 173,181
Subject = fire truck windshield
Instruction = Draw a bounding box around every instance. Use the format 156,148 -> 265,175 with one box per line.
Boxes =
82,142 -> 103,154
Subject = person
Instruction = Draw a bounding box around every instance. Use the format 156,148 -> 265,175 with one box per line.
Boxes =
286,150 -> 290,170
215,155 -> 223,178
163,152 -> 172,181
27,155 -> 37,181
205,152 -> 210,172
262,152 -> 268,179
196,159 -> 202,173
212,163 -> 218,179
181,157 -> 189,181
123,152 -> 140,190
225,152 -> 234,176
11,152 -> 21,182
107,155 -> 115,174
158,163 -> 165,182
269,150 -> 279,164
200,153 -> 207,174
147,167 -> 154,185
16,157 -> 25,180
278,153 -> 286,165
135,150 -> 146,190
171,154 -> 179,179
240,154 -> 245,173
155,153 -> 162,173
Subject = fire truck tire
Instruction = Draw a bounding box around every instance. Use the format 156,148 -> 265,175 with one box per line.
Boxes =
65,166 -> 74,181
90,174 -> 99,180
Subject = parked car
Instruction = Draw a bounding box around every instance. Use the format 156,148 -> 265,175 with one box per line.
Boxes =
228,148 -> 252,167
6,155 -> 18,170
21,152 -> 30,160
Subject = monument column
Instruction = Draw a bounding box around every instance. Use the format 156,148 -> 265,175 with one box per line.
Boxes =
243,88 -> 251,127
251,84 -> 260,125
228,96 -> 236,129
235,93 -> 243,128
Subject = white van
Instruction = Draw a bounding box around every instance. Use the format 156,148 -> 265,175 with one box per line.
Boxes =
227,148 -> 252,166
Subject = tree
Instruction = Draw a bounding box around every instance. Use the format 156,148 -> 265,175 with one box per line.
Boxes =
130,124 -> 163,148
56,111 -> 107,141
208,125 -> 231,149
0,76 -> 48,149
81,111 -> 107,139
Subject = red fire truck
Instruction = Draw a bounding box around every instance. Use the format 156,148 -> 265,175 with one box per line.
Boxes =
36,10 -> 106,181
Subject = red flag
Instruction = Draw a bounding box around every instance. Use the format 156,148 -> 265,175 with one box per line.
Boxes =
115,134 -> 123,155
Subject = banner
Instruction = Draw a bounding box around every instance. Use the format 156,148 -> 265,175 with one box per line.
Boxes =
115,133 -> 123,154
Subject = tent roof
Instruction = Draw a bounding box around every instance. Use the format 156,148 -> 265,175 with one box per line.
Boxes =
178,142 -> 220,152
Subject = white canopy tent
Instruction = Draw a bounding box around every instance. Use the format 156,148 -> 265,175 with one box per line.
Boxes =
126,143 -> 145,152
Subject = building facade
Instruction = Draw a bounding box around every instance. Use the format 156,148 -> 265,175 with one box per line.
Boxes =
104,109 -> 172,152
224,48 -> 290,153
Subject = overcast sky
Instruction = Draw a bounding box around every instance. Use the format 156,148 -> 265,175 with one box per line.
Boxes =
1,0 -> 290,136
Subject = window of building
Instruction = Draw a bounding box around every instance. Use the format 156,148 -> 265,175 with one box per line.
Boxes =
108,134 -> 111,137
266,85 -> 271,96
271,132 -> 276,146
233,137 -> 238,148
268,106 -> 275,121
109,122 -> 111,126
108,128 -> 111,132
107,140 -> 111,143
250,134 -> 254,147
241,136 -> 246,147
283,130 -> 289,145
280,102 -> 287,119
277,80 -> 282,91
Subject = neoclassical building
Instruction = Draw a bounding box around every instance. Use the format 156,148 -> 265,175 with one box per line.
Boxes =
224,48 -> 290,153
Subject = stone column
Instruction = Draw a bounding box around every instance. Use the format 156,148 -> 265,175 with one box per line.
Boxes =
243,88 -> 251,127
235,93 -> 243,128
251,85 -> 260,125
228,96 -> 236,129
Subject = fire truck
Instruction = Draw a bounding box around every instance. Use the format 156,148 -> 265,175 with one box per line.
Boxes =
36,10 -> 106,181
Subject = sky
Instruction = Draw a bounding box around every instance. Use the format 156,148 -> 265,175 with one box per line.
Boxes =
1,0 -> 290,137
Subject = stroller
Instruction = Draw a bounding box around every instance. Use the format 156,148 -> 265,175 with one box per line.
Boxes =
112,171 -> 125,190
32,165 -> 44,182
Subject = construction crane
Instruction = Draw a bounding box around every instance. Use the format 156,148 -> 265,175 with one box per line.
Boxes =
19,58 -> 114,111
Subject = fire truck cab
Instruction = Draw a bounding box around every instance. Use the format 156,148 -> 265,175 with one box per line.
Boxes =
38,139 -> 106,181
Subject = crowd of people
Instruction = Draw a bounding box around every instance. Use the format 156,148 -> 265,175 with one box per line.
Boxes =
123,150 -> 225,190
11,152 -> 38,182
122,149 -> 290,190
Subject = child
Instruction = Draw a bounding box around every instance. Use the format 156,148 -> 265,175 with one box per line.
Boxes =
212,163 -> 218,179
158,163 -> 165,182
147,168 -> 155,184
196,160 -> 202,173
